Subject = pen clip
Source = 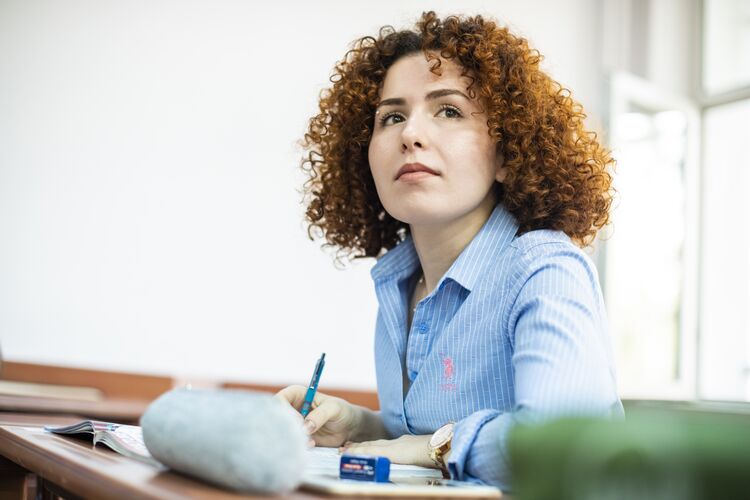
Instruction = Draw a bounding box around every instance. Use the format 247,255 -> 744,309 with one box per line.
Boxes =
309,353 -> 325,387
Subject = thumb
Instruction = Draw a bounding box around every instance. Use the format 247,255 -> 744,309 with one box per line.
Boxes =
302,397 -> 341,434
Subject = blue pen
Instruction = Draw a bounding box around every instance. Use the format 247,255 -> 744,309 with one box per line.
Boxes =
300,352 -> 325,417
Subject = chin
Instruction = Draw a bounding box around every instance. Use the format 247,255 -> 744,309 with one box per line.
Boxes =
383,202 -> 458,227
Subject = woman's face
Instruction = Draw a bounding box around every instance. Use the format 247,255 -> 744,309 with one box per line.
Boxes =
368,53 -> 505,227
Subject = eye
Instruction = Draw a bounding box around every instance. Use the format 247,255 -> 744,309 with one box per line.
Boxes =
437,104 -> 462,119
378,112 -> 405,126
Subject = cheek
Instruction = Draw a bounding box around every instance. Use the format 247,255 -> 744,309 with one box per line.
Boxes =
449,135 -> 497,179
474,134 -> 499,178
368,138 -> 388,178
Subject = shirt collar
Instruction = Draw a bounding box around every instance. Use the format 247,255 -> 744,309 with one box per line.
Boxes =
370,203 -> 519,290
442,203 -> 519,291
370,233 -> 420,283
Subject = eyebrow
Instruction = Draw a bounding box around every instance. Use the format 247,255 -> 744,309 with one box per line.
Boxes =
376,88 -> 471,109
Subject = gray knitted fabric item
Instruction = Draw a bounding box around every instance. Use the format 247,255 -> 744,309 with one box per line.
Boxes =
141,388 -> 307,494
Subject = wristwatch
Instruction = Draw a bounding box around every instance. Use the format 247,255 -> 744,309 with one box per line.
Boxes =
429,422 -> 454,479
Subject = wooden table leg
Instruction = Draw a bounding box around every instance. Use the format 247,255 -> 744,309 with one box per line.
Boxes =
0,455 -> 36,500
36,476 -> 83,500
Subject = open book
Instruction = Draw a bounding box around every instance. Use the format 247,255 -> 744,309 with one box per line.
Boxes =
44,420 -> 161,467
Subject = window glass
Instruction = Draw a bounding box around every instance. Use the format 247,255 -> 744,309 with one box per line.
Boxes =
607,105 -> 690,398
700,98 -> 750,400
703,0 -> 750,94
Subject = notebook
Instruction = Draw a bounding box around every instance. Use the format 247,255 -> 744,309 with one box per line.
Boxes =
44,420 -> 162,467
302,447 -> 502,497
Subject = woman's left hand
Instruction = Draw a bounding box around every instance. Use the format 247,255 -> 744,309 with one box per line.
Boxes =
340,434 -> 439,469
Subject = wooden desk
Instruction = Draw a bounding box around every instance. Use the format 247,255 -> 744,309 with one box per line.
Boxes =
0,361 -> 380,498
0,395 -> 150,424
0,421 -> 320,499
1,362 -> 172,401
0,360 -> 381,423
0,361 -> 171,425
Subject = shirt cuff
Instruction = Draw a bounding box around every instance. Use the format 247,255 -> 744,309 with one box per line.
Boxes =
446,409 -> 501,481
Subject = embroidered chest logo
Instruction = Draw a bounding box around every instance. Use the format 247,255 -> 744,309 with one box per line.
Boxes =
439,354 -> 456,392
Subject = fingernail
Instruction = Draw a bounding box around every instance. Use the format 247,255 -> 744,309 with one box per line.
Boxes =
303,420 -> 316,434
308,439 -> 315,448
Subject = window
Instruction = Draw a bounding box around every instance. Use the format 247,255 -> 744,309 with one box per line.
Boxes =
697,0 -> 750,401
699,98 -> 750,400
605,74 -> 700,399
703,0 -> 750,95
604,1 -> 750,402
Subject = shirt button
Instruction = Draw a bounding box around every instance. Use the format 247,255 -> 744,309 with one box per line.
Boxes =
409,370 -> 418,380
418,322 -> 429,334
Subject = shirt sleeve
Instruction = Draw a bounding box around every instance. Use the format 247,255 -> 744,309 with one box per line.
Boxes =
446,242 -> 623,489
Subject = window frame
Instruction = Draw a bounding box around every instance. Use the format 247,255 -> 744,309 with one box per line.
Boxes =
605,72 -> 702,400
693,0 -> 750,401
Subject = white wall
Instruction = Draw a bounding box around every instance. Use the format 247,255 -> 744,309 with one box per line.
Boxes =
0,0 -> 602,390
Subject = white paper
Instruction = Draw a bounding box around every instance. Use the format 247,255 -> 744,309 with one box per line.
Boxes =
305,447 -> 443,479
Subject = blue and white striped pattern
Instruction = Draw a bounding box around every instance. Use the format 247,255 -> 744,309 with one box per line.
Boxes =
371,203 -> 623,490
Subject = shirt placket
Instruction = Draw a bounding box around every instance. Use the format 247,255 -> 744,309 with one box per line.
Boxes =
405,296 -> 435,384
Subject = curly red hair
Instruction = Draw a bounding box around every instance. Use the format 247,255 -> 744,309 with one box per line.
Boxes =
301,11 -> 614,259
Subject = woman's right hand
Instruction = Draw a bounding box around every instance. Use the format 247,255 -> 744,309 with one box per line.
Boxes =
275,385 -> 362,448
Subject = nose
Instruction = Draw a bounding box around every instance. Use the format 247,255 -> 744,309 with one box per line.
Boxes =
401,115 -> 425,153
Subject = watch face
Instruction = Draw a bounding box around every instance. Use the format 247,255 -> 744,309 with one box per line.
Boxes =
430,422 -> 454,448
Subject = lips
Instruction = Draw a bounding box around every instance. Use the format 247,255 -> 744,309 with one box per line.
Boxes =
395,162 -> 439,180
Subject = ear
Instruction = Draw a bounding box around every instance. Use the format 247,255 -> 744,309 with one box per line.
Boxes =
494,150 -> 507,183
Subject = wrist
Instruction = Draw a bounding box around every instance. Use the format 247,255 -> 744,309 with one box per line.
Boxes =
346,405 -> 366,442
429,422 -> 454,479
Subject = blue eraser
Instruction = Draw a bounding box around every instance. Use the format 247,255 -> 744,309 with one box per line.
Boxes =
339,454 -> 391,483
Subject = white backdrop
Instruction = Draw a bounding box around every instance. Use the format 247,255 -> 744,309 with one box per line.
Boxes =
0,0 -> 602,389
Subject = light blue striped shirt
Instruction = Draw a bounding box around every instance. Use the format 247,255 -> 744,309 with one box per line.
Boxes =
371,203 -> 623,489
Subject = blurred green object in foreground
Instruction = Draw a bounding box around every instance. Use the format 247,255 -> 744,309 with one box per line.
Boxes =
508,403 -> 750,500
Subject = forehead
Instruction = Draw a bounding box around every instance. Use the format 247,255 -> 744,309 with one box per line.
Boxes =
380,53 -> 472,96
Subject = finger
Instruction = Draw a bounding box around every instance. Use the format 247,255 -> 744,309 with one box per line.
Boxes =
342,444 -> 377,456
340,439 -> 387,455
274,385 -> 308,410
302,398 -> 340,435
341,440 -> 411,464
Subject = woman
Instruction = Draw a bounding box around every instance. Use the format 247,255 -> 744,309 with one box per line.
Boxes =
278,11 -> 622,489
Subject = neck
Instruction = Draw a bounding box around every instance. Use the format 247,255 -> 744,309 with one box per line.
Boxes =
411,192 -> 497,293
